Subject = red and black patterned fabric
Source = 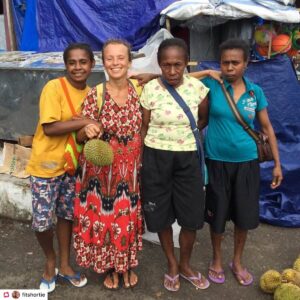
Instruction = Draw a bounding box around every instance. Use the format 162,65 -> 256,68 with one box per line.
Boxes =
73,84 -> 143,273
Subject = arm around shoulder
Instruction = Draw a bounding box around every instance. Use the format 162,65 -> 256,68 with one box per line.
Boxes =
130,73 -> 159,86
190,69 -> 222,82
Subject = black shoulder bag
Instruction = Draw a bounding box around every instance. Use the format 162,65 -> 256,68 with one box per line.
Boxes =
220,83 -> 273,163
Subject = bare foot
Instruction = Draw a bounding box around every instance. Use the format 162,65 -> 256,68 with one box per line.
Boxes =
123,270 -> 138,288
104,271 -> 119,289
229,262 -> 253,286
179,265 -> 209,289
164,273 -> 180,291
58,264 -> 87,286
208,261 -> 225,283
42,256 -> 56,281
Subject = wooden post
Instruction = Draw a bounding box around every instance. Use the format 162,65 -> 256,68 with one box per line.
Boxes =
3,0 -> 16,50
166,17 -> 171,32
267,22 -> 273,59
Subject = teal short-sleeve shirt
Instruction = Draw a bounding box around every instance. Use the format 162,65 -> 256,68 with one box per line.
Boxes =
201,77 -> 268,162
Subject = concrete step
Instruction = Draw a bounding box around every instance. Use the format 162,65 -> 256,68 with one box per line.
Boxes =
0,174 -> 31,221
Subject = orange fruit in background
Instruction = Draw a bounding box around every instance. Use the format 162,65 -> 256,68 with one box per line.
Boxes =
271,34 -> 292,53
256,45 -> 269,57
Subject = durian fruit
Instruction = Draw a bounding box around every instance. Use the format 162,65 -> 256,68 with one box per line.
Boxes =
282,269 -> 300,287
293,258 -> 300,273
274,283 -> 300,300
260,270 -> 282,293
84,139 -> 114,166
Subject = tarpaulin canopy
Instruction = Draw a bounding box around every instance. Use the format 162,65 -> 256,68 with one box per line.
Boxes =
20,0 -> 38,50
14,0 -> 175,51
12,0 -> 300,51
11,0 -> 26,49
9,0 -> 38,50
198,55 -> 300,227
161,0 -> 300,23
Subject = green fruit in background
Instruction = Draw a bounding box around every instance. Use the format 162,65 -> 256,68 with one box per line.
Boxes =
274,283 -> 300,300
292,30 -> 300,50
260,270 -> 282,293
254,24 -> 276,46
84,139 -> 114,166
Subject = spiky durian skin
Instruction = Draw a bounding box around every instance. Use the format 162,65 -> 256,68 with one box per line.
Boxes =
274,283 -> 300,300
260,270 -> 282,293
282,269 -> 300,287
84,139 -> 114,166
293,258 -> 300,273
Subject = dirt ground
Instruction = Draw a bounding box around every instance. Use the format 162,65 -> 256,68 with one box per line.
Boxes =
0,217 -> 299,300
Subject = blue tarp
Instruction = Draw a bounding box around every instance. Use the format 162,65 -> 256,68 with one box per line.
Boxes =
20,0 -> 38,51
198,55 -> 300,227
14,0 -> 175,52
11,0 -> 26,49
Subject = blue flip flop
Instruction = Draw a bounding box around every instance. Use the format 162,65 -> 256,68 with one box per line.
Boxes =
39,268 -> 58,293
58,271 -> 87,288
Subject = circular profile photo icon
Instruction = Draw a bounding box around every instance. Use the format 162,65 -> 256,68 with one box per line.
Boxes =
12,290 -> 20,299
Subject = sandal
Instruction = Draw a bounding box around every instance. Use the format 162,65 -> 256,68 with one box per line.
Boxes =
103,271 -> 119,290
123,270 -> 138,289
208,263 -> 225,284
229,262 -> 253,286
57,271 -> 87,288
39,268 -> 58,293
164,274 -> 180,292
180,272 -> 210,290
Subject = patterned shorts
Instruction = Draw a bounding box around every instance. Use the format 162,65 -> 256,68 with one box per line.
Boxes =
30,173 -> 75,232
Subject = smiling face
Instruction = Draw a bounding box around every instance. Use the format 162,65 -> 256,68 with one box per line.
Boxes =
102,43 -> 131,80
159,46 -> 187,88
220,49 -> 248,83
65,48 -> 95,88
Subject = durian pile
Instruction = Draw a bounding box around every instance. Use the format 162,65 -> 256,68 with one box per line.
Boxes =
84,139 -> 114,166
260,256 -> 300,300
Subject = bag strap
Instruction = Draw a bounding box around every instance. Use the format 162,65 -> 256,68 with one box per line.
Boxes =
95,79 -> 142,120
220,82 -> 260,143
59,77 -> 76,117
128,78 -> 143,97
161,77 -> 206,187
96,82 -> 106,118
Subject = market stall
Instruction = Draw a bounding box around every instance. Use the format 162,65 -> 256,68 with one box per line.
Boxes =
0,51 -> 105,140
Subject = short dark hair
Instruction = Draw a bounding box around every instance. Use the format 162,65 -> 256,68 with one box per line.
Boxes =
219,39 -> 250,61
102,39 -> 132,62
63,43 -> 94,64
157,38 -> 189,64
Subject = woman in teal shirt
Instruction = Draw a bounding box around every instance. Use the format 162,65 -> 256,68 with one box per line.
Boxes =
199,39 -> 283,286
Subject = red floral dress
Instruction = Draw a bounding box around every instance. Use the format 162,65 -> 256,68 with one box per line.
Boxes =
73,83 -> 143,274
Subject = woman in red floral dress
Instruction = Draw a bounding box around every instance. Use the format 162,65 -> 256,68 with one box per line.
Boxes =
73,39 -> 143,289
